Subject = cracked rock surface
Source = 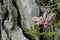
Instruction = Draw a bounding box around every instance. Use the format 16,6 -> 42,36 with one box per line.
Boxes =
0,0 -> 40,40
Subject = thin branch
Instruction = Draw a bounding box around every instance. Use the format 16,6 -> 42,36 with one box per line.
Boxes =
37,3 -> 58,8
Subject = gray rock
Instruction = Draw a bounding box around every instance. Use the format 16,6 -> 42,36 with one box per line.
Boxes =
54,28 -> 60,40
1,29 -> 9,40
16,0 -> 40,29
1,0 -> 29,40
16,0 -> 40,40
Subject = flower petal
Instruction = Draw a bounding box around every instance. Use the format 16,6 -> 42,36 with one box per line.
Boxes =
36,20 -> 43,25
44,21 -> 48,25
32,16 -> 39,21
47,14 -> 55,21
43,21 -> 48,27
43,11 -> 47,20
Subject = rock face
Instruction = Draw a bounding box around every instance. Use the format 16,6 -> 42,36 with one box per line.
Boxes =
0,0 -> 40,40
1,0 -> 29,40
16,0 -> 40,29
16,0 -> 40,40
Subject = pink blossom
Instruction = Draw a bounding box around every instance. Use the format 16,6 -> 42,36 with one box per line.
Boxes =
32,11 -> 55,27
32,16 -> 40,21
43,11 -> 47,20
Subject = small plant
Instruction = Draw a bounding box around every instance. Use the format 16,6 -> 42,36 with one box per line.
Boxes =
22,11 -> 55,37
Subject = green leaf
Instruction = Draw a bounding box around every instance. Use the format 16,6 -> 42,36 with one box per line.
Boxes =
30,25 -> 34,31
58,20 -> 60,27
47,23 -> 52,27
56,0 -> 60,8
45,31 -> 55,37
25,31 -> 33,35
22,25 -> 44,36
35,25 -> 40,32
56,0 -> 60,3
36,32 -> 44,36
57,3 -> 60,8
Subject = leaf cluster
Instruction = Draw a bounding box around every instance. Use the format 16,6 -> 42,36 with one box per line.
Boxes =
22,25 -> 55,37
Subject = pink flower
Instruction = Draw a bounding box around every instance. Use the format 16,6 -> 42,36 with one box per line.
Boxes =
32,16 -> 39,21
32,11 -> 55,27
